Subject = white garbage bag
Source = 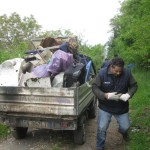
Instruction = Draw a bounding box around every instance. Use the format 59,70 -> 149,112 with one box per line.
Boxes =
0,58 -> 23,86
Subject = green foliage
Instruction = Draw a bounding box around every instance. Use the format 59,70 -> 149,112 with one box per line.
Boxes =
128,70 -> 150,149
0,42 -> 29,63
0,124 -> 10,138
0,12 -> 41,50
51,146 -> 60,150
127,132 -> 149,150
79,44 -> 104,71
108,0 -> 150,69
39,28 -> 75,38
0,50 -> 11,63
0,12 -> 104,65
0,12 -> 42,62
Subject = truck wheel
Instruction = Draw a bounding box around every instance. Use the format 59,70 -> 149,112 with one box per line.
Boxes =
11,127 -> 28,139
73,116 -> 86,145
88,96 -> 97,118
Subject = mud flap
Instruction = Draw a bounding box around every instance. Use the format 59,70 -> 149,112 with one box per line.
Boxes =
88,96 -> 97,118
11,127 -> 28,139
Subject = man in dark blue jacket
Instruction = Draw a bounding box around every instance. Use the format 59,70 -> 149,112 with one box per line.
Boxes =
92,57 -> 137,150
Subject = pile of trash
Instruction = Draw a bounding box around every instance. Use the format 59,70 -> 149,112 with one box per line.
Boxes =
0,36 -> 94,88
0,58 -> 24,86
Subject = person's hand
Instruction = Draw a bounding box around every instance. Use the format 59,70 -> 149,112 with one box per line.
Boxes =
107,92 -> 121,101
120,93 -> 130,102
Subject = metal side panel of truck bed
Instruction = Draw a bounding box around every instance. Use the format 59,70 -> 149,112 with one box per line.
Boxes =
0,81 -> 94,130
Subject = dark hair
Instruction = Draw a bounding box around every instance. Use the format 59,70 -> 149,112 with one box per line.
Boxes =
114,54 -> 118,58
105,58 -> 109,61
110,57 -> 124,68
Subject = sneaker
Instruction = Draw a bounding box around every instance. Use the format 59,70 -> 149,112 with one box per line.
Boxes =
122,132 -> 129,142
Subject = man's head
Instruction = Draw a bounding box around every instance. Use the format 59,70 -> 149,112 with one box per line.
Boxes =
105,58 -> 109,61
109,57 -> 124,76
114,54 -> 118,58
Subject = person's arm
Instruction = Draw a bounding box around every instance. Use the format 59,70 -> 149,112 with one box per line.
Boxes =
128,73 -> 138,97
101,62 -> 105,68
120,72 -> 138,102
92,74 -> 106,100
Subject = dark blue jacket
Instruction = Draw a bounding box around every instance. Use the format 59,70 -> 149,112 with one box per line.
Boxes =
98,67 -> 131,114
101,60 -> 110,68
59,42 -> 70,53
99,68 -> 130,94
92,63 -> 137,114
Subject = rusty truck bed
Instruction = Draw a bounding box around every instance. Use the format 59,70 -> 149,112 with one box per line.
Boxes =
0,82 -> 94,129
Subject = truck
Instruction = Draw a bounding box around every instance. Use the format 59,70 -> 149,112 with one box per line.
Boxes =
0,37 -> 97,145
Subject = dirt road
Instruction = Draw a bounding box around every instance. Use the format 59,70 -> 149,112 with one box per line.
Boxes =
0,111 -> 125,150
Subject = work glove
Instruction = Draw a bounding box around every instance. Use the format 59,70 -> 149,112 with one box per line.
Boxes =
120,93 -> 130,102
107,92 -> 121,101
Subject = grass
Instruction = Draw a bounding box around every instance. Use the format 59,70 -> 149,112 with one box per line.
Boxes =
127,70 -> 150,150
0,124 -> 10,139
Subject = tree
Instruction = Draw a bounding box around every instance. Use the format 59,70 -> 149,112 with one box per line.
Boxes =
79,43 -> 104,71
0,12 -> 104,68
108,0 -> 150,69
0,12 -> 42,62
0,12 -> 41,50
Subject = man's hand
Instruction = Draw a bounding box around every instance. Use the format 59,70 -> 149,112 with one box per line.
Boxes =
120,93 -> 130,102
107,92 -> 121,101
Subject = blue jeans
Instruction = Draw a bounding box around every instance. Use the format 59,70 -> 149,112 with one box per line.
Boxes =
96,108 -> 130,149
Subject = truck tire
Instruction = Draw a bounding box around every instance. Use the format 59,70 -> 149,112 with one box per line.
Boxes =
11,127 -> 28,139
88,96 -> 97,118
73,116 -> 86,145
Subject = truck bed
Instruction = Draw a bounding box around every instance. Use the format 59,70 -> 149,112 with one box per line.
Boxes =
0,82 -> 94,130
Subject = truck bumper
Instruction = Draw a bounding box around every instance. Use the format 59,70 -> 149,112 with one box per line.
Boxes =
0,116 -> 77,130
